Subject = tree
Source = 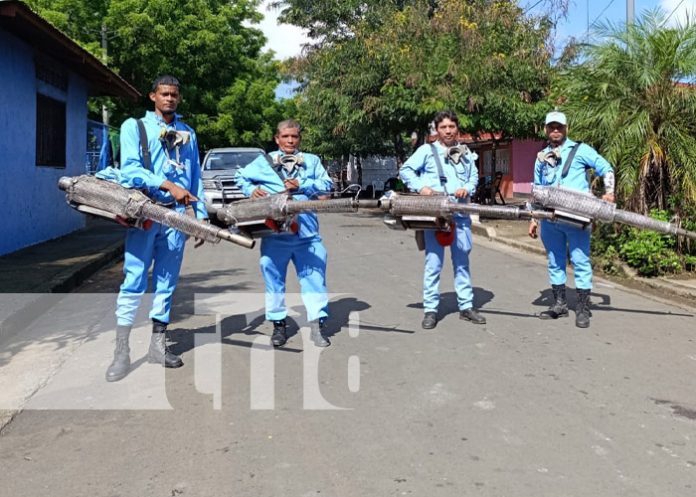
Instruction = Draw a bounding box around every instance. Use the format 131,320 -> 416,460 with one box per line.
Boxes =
27,0 -> 290,150
281,0 -> 562,158
552,10 -> 696,216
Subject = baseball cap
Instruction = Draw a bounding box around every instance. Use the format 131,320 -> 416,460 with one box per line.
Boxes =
545,111 -> 567,126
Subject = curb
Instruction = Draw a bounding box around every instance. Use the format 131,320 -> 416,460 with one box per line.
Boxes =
471,222 -> 547,256
0,240 -> 124,343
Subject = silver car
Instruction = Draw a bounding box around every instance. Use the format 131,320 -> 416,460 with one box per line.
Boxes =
200,147 -> 268,214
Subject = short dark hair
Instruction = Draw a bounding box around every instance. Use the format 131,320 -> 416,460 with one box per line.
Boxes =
151,75 -> 180,93
433,110 -> 459,128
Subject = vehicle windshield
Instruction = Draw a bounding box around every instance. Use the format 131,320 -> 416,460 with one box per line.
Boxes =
203,151 -> 263,171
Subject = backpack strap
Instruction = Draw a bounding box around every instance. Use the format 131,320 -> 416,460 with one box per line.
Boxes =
560,142 -> 582,179
429,143 -> 448,192
136,119 -> 153,172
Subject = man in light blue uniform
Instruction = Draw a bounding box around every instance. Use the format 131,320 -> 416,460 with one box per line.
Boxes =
400,110 -> 486,330
106,75 -> 208,382
529,111 -> 615,328
236,119 -> 333,347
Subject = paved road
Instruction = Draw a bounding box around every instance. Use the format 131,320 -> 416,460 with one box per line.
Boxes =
1,213 -> 695,497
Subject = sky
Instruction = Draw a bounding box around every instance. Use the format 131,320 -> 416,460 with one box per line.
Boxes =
257,0 -> 696,62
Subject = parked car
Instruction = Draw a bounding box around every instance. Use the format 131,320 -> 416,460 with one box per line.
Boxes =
200,147 -> 268,216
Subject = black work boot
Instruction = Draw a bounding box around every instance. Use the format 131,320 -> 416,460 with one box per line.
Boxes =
309,319 -> 330,347
575,289 -> 592,329
460,308 -> 486,324
539,284 -> 569,320
105,325 -> 131,382
421,312 -> 438,329
148,320 -> 183,368
271,319 -> 287,347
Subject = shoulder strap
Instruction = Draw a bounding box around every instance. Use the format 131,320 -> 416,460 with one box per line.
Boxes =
560,142 -> 582,179
136,119 -> 153,172
429,144 -> 447,188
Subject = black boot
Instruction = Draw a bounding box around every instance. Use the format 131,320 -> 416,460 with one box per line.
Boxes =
271,319 -> 287,347
539,284 -> 569,320
459,308 -> 486,324
575,289 -> 592,329
105,325 -> 131,382
148,320 -> 183,368
421,312 -> 438,329
309,319 -> 330,347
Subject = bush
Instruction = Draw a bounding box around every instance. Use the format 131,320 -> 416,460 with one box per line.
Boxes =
592,209 -> 696,277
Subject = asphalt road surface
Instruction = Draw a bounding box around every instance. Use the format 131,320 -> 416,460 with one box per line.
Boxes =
1,213 -> 695,497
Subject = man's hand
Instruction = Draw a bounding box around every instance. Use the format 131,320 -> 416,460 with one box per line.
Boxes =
194,218 -> 209,248
283,178 -> 300,191
602,193 -> 615,203
252,187 -> 269,199
454,188 -> 469,199
161,181 -> 198,205
419,186 -> 434,196
528,220 -> 538,239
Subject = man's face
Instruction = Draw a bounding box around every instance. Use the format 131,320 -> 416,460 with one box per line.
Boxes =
436,118 -> 459,146
149,84 -> 180,116
545,122 -> 567,145
275,126 -> 301,154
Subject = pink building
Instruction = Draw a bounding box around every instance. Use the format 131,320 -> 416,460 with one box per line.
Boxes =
459,132 -> 545,200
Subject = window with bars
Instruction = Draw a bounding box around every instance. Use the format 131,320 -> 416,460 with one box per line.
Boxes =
36,93 -> 66,167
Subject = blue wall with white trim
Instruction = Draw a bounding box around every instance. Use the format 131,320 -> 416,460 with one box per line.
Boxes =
0,29 -> 88,256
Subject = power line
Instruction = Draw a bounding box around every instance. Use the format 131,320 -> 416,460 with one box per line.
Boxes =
523,0 -> 545,15
589,0 -> 617,29
664,0 -> 687,24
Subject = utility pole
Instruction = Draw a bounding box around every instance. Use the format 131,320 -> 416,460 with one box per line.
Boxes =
627,0 -> 634,25
101,22 -> 109,126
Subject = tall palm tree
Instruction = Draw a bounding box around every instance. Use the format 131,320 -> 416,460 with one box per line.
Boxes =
554,10 -> 696,216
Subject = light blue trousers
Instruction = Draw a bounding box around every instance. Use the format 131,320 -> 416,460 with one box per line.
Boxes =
259,234 -> 329,322
539,220 -> 592,289
423,217 -> 474,313
115,222 -> 186,326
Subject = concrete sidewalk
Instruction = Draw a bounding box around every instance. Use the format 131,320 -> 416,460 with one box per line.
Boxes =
0,218 -> 124,341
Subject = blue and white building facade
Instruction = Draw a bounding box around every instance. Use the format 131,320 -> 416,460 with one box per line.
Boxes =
0,1 -> 138,255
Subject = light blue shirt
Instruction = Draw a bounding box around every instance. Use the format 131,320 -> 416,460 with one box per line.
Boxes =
534,138 -> 613,192
400,141 -> 479,209
119,111 -> 207,219
235,150 -> 333,238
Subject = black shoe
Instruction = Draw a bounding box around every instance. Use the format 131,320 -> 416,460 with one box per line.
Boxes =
459,308 -> 486,324
539,284 -> 569,320
309,319 -> 330,347
422,312 -> 438,329
575,289 -> 592,329
148,320 -> 183,368
105,325 -> 131,382
271,320 -> 287,347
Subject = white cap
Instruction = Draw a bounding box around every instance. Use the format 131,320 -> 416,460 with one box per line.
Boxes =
545,111 -> 567,126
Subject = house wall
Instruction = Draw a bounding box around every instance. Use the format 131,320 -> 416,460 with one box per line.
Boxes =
0,30 -> 87,256
510,139 -> 545,195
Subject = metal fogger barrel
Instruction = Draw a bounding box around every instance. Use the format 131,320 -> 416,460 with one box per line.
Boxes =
58,175 -> 254,248
531,185 -> 696,240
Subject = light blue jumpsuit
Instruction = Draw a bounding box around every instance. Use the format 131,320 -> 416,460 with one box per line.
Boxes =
400,142 -> 479,314
534,139 -> 613,290
236,151 -> 333,322
115,111 -> 206,326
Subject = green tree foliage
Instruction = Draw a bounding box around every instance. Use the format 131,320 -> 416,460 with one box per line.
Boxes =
27,0 -> 290,150
280,0 -> 560,158
552,10 -> 696,216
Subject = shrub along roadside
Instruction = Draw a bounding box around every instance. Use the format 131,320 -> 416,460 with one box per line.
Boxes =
591,210 -> 696,277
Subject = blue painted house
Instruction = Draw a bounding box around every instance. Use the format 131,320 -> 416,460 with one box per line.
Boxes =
0,0 -> 138,256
